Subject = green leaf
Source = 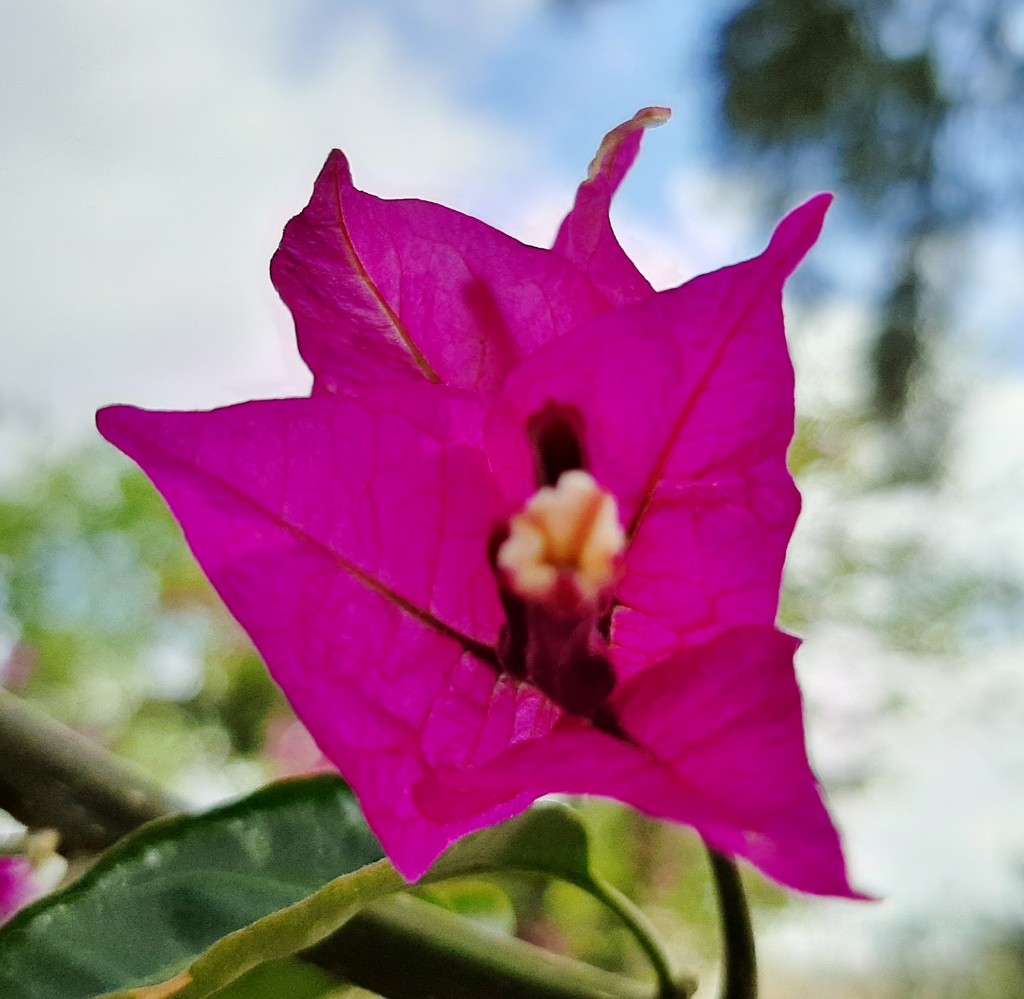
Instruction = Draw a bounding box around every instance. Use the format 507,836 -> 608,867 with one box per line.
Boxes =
2,791 -> 676,999
416,880 -> 516,937
426,803 -> 680,999
0,775 -> 385,999
424,800 -> 602,891
118,803 -> 675,999
203,959 -> 340,999
106,857 -> 401,999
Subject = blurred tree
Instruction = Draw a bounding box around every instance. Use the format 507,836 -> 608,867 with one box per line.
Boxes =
557,0 -> 1024,476
717,0 -> 1024,474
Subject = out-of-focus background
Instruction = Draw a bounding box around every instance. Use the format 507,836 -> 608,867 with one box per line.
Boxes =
1,1 -> 1022,995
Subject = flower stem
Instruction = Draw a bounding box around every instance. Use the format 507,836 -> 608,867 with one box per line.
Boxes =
0,689 -> 177,856
588,876 -> 690,999
707,846 -> 757,999
307,893 -> 656,999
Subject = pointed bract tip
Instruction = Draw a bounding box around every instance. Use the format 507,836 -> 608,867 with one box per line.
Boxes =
587,106 -> 672,181
796,191 -> 835,228
96,404 -> 153,456
322,148 -> 354,184
95,404 -> 123,442
765,192 -> 835,276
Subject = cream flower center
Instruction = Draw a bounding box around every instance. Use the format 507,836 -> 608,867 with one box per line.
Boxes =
497,470 -> 625,604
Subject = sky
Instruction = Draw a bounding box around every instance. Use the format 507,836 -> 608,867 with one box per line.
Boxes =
1,0 -> 1022,983
0,0 -> 790,447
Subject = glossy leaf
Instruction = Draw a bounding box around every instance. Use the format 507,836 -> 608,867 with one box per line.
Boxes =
0,776 -> 384,999
113,802 -> 645,999
426,799 -> 601,892
202,960 -> 341,999
104,860 -> 402,999
427,800 -> 677,997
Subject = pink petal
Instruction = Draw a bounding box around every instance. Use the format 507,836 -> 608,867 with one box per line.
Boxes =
271,151 -> 611,398
0,856 -> 38,925
553,108 -> 669,305
488,195 -> 829,675
417,627 -> 857,897
485,321 -> 686,518
97,388 -> 560,878
615,195 -> 831,671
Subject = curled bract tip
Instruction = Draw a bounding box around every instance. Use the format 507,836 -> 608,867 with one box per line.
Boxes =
586,106 -> 672,181
636,105 -> 672,126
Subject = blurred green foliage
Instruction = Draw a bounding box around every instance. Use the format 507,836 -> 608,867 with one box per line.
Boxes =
0,447 -> 287,795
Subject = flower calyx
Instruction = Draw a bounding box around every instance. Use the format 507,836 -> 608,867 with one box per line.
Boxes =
495,470 -> 625,717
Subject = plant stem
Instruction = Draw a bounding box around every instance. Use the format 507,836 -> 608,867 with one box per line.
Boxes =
307,893 -> 655,999
707,847 -> 757,999
0,689 -> 177,856
588,877 -> 690,999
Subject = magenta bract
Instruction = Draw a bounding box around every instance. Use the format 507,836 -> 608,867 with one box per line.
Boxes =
0,856 -> 40,926
98,109 -> 857,896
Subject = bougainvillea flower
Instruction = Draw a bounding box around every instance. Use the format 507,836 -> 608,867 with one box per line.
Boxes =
98,109 -> 857,896
0,855 -> 42,926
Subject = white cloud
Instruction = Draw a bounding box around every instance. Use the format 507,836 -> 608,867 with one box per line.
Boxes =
0,1 -> 533,438
398,0 -> 546,47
